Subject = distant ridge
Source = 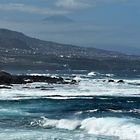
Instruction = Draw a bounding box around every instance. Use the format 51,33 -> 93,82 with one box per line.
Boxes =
43,15 -> 74,24
0,28 -> 140,71
0,28 -> 124,57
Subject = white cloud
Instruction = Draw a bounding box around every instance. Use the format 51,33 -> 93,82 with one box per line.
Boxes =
55,0 -> 139,9
55,0 -> 91,9
0,3 -> 67,15
55,0 -> 132,10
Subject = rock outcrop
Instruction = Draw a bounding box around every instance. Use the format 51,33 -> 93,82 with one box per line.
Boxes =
0,71 -> 77,85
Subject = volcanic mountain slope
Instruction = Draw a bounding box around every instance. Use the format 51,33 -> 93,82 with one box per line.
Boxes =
0,28 -> 140,71
42,15 -> 74,24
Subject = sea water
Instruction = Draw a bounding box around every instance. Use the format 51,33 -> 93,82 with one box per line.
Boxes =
0,70 -> 140,140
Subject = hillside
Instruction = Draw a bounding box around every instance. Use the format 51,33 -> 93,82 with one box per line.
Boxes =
0,29 -> 140,71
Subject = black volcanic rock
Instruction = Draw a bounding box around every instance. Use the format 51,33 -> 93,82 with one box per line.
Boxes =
0,71 -> 12,85
108,80 -> 115,83
0,71 -> 78,85
117,80 -> 124,83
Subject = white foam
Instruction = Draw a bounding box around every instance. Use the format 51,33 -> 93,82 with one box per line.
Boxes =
31,117 -> 80,130
0,77 -> 140,100
73,76 -> 82,82
125,79 -> 140,86
108,109 -> 140,114
38,117 -> 58,129
105,74 -> 114,77
57,119 -> 80,130
31,117 -> 140,140
81,117 -> 140,140
27,73 -> 50,76
0,128 -> 98,140
75,109 -> 99,115
125,79 -> 140,83
88,72 -> 98,76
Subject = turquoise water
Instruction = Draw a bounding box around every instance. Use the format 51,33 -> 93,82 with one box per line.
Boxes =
0,71 -> 140,140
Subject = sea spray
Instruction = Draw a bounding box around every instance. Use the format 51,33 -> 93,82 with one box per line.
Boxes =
31,117 -> 140,140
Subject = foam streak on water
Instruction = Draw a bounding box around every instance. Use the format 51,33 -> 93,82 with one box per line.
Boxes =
30,116 -> 140,140
0,76 -> 140,100
0,71 -> 140,140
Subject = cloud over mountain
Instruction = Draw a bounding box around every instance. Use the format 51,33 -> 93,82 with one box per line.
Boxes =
55,0 -> 91,9
0,3 -> 67,15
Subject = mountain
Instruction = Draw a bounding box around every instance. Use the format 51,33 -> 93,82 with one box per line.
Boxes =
42,15 -> 74,24
0,28 -> 140,71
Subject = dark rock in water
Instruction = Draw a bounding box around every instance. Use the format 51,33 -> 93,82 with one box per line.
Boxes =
117,80 -> 124,83
41,88 -> 55,91
108,80 -> 115,83
13,75 -> 65,84
0,71 -> 12,85
65,78 -> 71,81
0,71 -> 78,85
35,86 -> 54,89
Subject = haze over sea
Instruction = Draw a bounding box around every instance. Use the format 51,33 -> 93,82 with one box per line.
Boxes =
0,0 -> 140,139
0,0 -> 140,54
0,70 -> 140,140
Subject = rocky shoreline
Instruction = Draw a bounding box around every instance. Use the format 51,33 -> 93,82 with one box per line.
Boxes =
0,71 -> 136,90
0,71 -> 77,86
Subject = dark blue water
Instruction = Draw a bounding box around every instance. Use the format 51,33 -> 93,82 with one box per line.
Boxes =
0,96 -> 139,139
0,71 -> 140,140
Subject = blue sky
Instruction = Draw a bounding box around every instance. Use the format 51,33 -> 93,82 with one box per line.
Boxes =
0,0 -> 140,54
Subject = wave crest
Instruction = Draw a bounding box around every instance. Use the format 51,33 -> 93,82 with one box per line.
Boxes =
31,117 -> 140,140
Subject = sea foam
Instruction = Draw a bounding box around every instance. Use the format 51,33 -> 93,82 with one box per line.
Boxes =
81,117 -> 140,140
31,117 -> 140,140
31,117 -> 80,130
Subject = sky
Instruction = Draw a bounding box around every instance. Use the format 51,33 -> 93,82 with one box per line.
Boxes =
0,0 -> 140,55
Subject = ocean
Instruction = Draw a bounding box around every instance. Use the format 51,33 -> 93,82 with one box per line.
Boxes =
0,70 -> 140,140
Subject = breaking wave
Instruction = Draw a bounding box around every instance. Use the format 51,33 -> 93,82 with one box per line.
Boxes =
31,117 -> 140,140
